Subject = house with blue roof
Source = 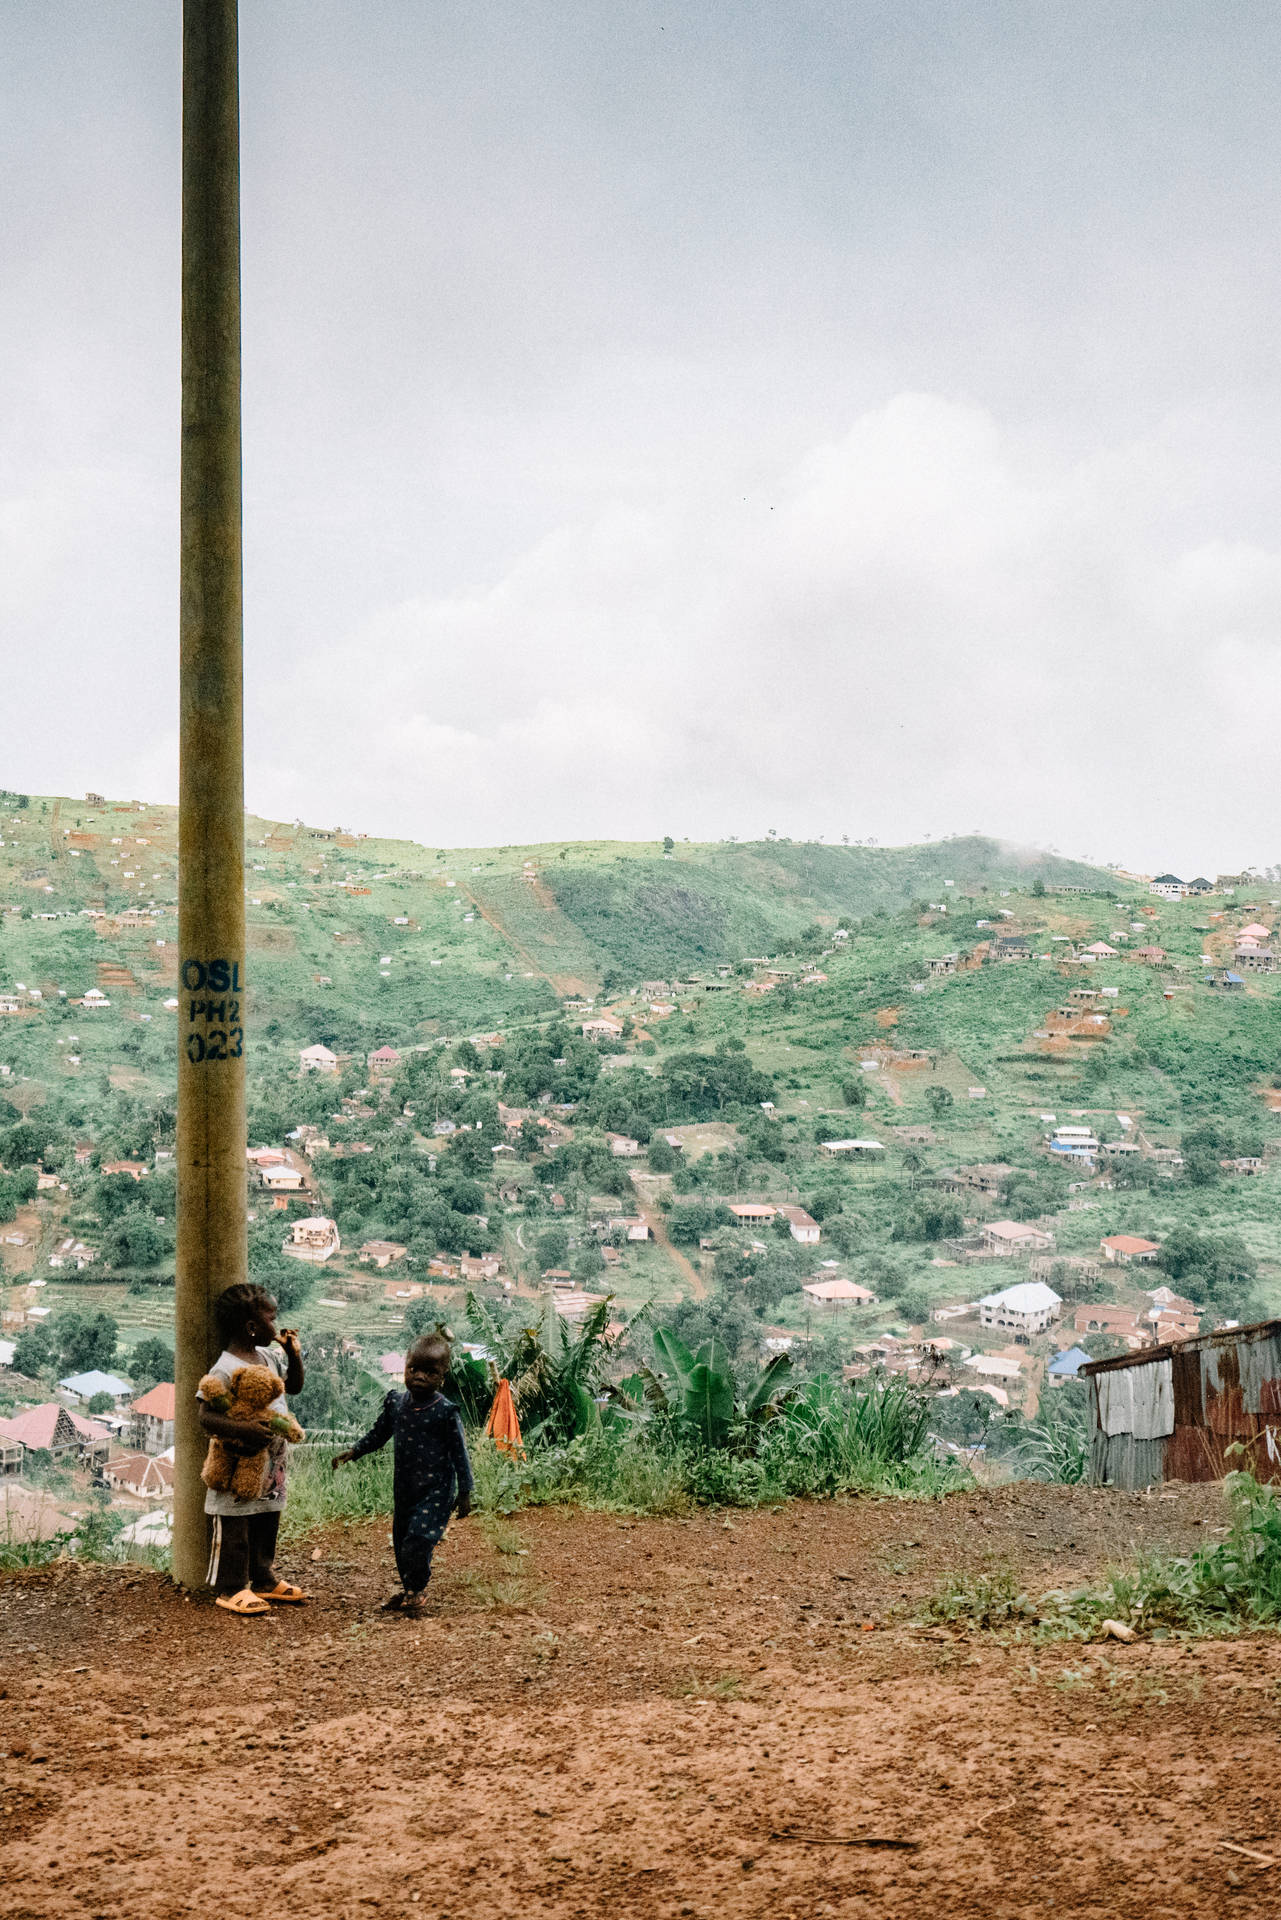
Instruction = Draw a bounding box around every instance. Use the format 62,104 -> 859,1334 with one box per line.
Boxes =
1047,1346 -> 1091,1384
59,1369 -> 134,1407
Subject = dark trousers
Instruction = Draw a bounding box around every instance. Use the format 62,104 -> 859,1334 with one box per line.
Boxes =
392,1508 -> 436,1594
208,1511 -> 281,1594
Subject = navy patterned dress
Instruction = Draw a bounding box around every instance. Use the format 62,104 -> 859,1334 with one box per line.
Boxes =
348,1390 -> 474,1591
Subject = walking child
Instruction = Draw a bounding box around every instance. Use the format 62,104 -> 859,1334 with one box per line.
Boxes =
332,1332 -> 473,1615
196,1282 -> 308,1615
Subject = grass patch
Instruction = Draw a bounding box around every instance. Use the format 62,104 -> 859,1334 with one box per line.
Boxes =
923,1471 -> 1281,1642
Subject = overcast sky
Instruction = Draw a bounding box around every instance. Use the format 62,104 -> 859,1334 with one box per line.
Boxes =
4,2 -> 1280,873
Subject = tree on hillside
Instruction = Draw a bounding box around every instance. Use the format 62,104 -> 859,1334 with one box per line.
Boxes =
925,1086 -> 953,1118
101,1207 -> 171,1271
536,1225 -> 570,1270
129,1337 -> 174,1391
52,1308 -> 119,1375
1158,1227 -> 1257,1312
13,1324 -> 55,1377
5,1081 -> 47,1122
841,1078 -> 868,1109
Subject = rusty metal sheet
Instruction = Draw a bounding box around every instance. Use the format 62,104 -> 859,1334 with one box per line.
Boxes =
1171,1344 -> 1203,1424
1237,1329 -> 1281,1416
1094,1358 -> 1173,1439
1202,1342 -> 1245,1437
1090,1430 -> 1166,1490
1085,1318 -> 1281,1488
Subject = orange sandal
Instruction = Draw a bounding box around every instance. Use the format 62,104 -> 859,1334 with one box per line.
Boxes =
256,1581 -> 308,1604
215,1587 -> 271,1616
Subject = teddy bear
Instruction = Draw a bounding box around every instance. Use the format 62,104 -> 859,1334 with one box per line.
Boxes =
199,1364 -> 306,1501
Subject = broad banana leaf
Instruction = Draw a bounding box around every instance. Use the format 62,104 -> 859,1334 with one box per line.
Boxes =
653,1326 -> 698,1389
743,1351 -> 793,1419
682,1362 -> 734,1450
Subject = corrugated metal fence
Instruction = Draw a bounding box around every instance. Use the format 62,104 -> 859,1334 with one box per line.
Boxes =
1081,1318 -> 1281,1489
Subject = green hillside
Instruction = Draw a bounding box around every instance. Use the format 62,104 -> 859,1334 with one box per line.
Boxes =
3,785 -> 1280,1455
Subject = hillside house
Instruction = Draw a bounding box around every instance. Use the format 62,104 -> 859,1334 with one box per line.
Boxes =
358,1240 -> 408,1270
368,1046 -> 401,1072
1049,1126 -> 1099,1160
607,1133 -> 641,1157
103,1451 -> 174,1498
460,1253 -> 501,1282
802,1278 -> 876,1311
729,1203 -> 776,1226
1074,1303 -> 1145,1343
994,936 -> 1029,962
1131,946 -> 1167,964
1234,944 -> 1276,973
0,1403 -> 111,1467
779,1205 -> 821,1245
1101,1234 -> 1160,1265
59,1369 -> 133,1407
1149,875 -> 1186,901
581,1016 -> 623,1040
1030,1254 -> 1101,1288
978,1281 -> 1062,1340
964,1353 -> 1023,1381
129,1383 -> 176,1454
262,1162 -> 306,1195
980,1221 -> 1054,1257
1145,1285 -> 1195,1312
942,1163 -> 1013,1199
1047,1345 -> 1092,1384
1150,1308 -> 1201,1342
299,1044 -> 338,1074
282,1217 -> 340,1263
101,1159 -> 148,1181
820,1138 -> 884,1157
927,954 -> 959,976
81,988 -> 110,1010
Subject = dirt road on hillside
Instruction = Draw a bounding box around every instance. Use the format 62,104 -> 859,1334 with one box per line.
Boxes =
3,1483 -> 1280,1920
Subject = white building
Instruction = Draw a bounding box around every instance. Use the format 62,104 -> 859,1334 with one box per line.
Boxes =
282,1217 -> 340,1263
977,1281 -> 1062,1341
299,1043 -> 339,1074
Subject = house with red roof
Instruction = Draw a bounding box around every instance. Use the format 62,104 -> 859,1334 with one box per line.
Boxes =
103,1450 -> 174,1497
1100,1234 -> 1161,1266
129,1382 -> 176,1455
0,1402 -> 111,1467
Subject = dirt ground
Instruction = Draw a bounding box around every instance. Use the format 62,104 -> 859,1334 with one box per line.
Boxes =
3,1481 -> 1281,1920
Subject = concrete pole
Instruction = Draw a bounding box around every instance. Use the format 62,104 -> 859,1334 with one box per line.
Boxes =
173,0 -> 246,1590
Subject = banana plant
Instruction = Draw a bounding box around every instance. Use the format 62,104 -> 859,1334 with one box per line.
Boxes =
637,1326 -> 793,1451
459,1290 -> 617,1443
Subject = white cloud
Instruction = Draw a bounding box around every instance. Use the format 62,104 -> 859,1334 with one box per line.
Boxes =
243,391 -> 1281,873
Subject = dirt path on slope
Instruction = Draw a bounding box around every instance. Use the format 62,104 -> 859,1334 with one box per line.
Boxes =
633,1187 -> 707,1300
459,879 -> 592,1000
2,1483 -> 1279,1920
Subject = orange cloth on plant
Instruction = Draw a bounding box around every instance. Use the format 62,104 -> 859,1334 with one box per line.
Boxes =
484,1377 -> 524,1458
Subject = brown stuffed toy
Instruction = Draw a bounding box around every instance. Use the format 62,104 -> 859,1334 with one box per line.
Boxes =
199,1364 -> 305,1501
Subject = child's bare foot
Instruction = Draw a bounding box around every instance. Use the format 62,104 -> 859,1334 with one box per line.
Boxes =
378,1591 -> 406,1612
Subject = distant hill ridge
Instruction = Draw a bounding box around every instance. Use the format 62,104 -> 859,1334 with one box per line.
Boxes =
0,790 -> 1115,1000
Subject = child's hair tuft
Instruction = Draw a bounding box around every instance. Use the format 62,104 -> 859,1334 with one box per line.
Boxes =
408,1330 -> 453,1367
214,1282 -> 277,1348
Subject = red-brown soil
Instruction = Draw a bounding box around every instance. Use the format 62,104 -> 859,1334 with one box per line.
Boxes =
3,1482 -> 1280,1920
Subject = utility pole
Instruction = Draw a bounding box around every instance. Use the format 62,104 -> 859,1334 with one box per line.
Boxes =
172,0 -> 246,1590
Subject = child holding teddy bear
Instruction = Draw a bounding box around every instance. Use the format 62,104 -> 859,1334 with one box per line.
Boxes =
197,1282 -> 308,1616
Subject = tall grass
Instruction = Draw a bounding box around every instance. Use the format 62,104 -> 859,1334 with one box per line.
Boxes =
757,1376 -> 967,1499
282,1444 -> 394,1538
